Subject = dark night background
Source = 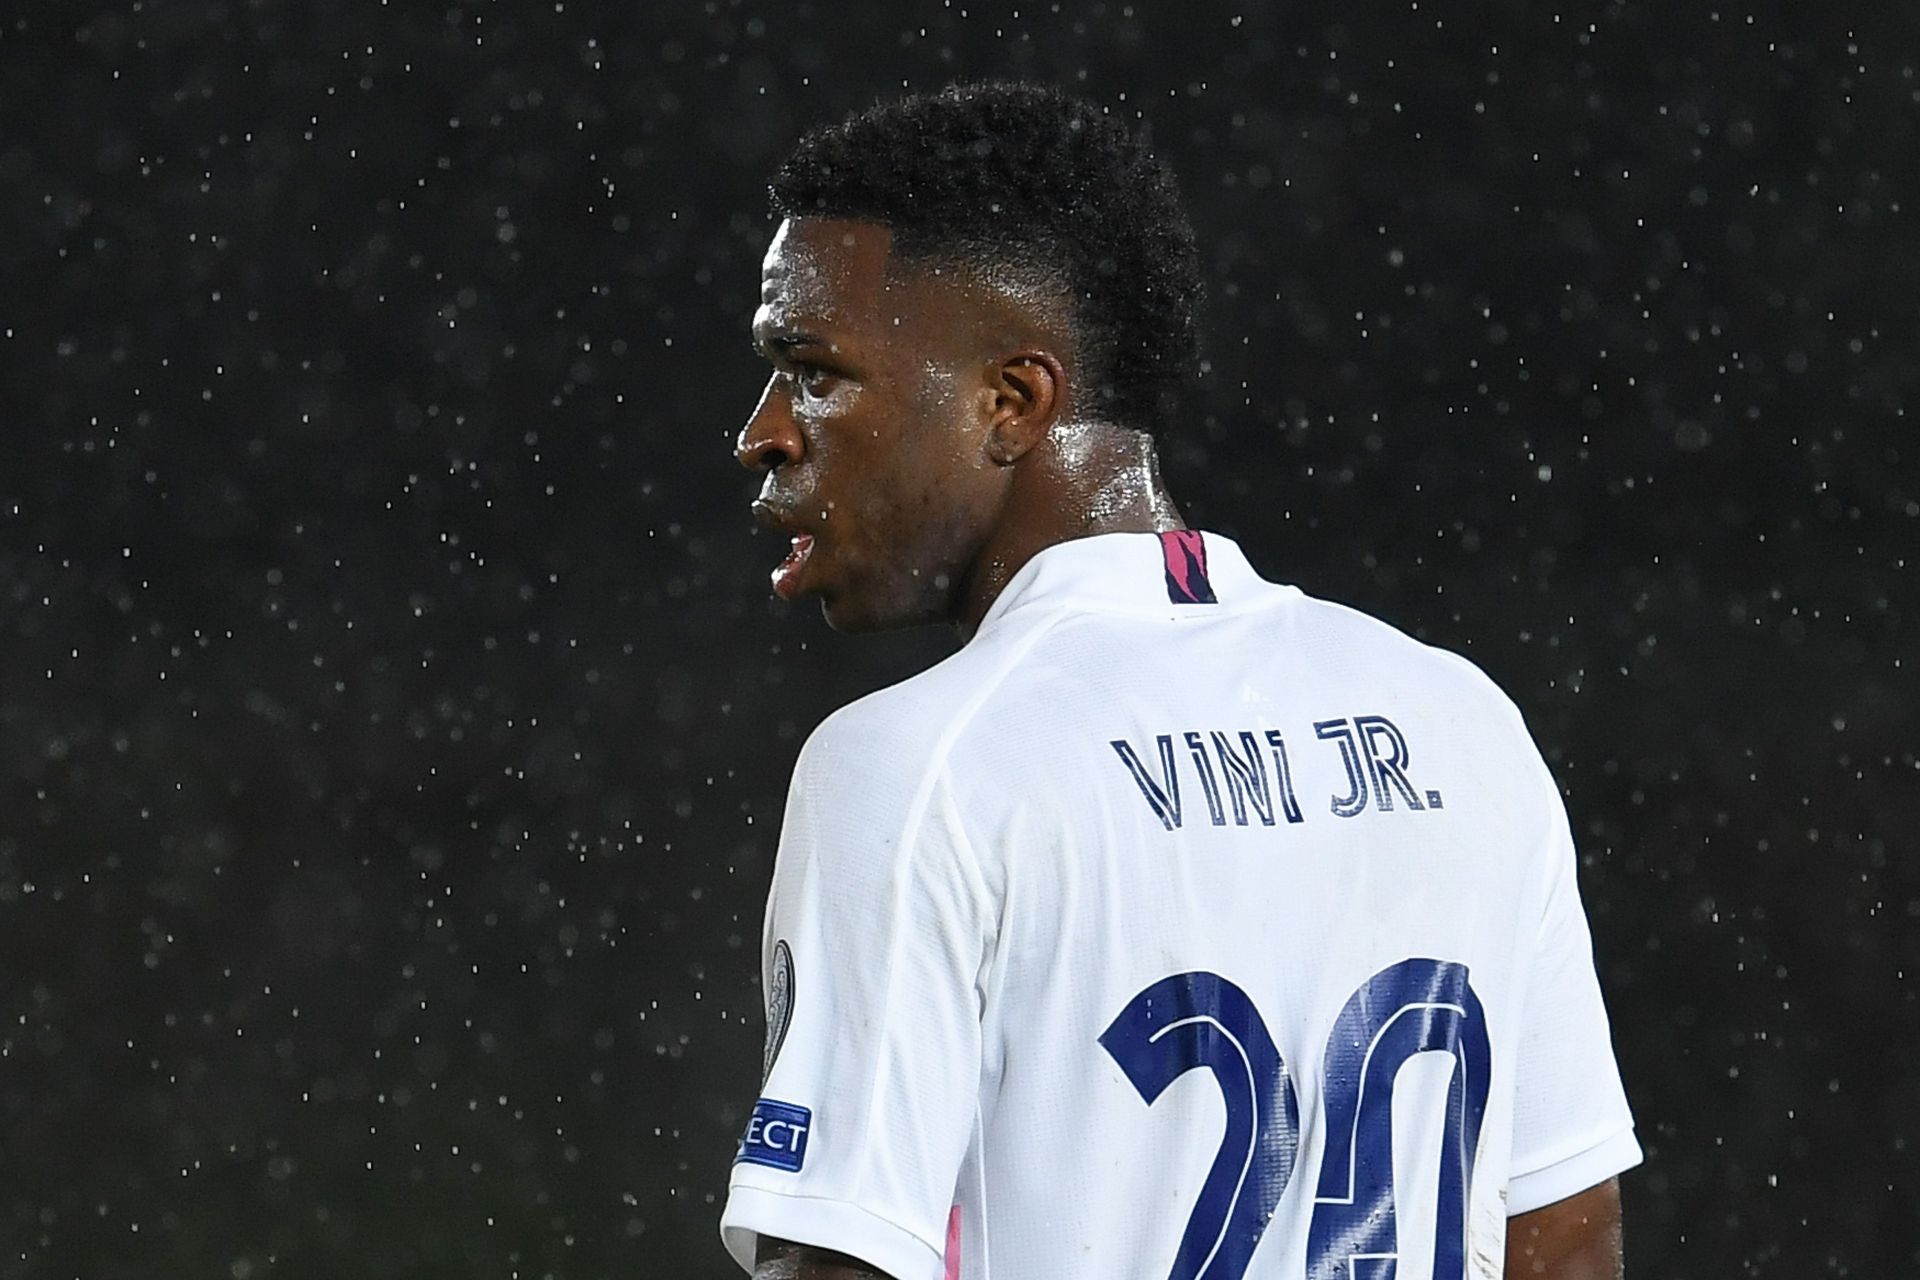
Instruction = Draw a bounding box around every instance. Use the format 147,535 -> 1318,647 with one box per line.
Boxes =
2,1 -> 1914,1276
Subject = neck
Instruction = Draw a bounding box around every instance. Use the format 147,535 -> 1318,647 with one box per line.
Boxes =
954,422 -> 1184,640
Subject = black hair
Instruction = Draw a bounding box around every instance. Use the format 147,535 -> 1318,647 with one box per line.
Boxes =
769,80 -> 1203,438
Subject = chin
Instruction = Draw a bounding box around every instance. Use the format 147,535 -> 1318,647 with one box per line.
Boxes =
819,598 -> 915,635
818,584 -> 954,635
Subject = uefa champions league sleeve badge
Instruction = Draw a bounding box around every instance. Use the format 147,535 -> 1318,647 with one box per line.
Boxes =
736,940 -> 809,1173
763,938 -> 795,1083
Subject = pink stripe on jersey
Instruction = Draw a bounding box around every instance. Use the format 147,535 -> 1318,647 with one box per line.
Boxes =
944,1204 -> 962,1280
1158,529 -> 1217,604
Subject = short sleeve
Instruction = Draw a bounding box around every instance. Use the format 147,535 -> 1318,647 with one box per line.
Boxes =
719,709 -> 994,1280
1504,748 -> 1643,1215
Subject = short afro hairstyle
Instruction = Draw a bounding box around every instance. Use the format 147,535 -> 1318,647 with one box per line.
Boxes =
769,80 -> 1203,439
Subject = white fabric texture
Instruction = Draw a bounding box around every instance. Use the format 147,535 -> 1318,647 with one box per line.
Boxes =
720,531 -> 1639,1278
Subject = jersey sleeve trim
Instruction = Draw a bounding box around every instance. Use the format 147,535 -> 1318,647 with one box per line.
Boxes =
1506,1125 -> 1643,1216
720,1183 -> 941,1280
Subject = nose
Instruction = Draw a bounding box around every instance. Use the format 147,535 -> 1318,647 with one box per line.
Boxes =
736,376 -> 805,472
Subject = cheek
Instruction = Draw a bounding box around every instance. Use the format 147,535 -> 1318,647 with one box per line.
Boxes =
805,381 -> 863,418
790,386 -> 864,456
810,371 -> 999,559
889,370 -> 986,472
879,427 -> 1005,561
876,416 -> 973,508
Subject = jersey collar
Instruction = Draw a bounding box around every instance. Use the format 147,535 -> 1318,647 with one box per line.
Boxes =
974,530 -> 1290,635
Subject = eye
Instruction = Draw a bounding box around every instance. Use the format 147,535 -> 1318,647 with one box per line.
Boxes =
790,361 -> 838,397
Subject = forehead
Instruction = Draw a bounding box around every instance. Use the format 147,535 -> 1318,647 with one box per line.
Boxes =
756,217 -> 902,326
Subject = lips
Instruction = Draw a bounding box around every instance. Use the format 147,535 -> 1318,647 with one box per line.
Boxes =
753,498 -> 819,600
771,533 -> 815,599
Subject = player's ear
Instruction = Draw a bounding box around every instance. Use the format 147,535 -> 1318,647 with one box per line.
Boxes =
984,349 -> 1064,465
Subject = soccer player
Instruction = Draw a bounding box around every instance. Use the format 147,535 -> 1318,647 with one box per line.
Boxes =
721,82 -> 1639,1280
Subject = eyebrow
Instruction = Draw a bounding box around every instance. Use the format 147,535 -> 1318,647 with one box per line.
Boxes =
753,329 -> 831,359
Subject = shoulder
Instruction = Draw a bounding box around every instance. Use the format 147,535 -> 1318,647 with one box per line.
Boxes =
1284,590 -> 1539,735
776,648 -> 1017,905
793,621 -> 1049,792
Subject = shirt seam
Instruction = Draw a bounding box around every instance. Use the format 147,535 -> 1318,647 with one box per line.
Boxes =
976,587 -> 1298,637
855,604 -> 1077,1209
725,1181 -> 943,1264
1509,1120 -> 1639,1183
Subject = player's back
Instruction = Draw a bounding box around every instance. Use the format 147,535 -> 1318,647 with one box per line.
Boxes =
722,531 -> 1638,1280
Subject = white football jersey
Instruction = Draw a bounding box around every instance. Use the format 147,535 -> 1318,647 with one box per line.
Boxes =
721,530 -> 1640,1280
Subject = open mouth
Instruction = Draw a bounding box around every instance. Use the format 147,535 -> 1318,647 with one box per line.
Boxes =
771,533 -> 815,600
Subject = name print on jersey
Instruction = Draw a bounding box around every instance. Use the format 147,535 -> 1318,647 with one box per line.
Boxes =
1110,715 -> 1442,832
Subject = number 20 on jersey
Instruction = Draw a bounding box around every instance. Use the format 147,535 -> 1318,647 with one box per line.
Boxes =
1101,958 -> 1490,1280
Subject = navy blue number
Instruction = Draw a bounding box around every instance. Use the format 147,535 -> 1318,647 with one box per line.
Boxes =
1106,960 -> 1489,1280
1100,972 -> 1301,1280
1307,959 -> 1491,1280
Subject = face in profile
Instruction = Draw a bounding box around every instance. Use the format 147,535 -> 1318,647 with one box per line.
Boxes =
737,217 -> 1013,633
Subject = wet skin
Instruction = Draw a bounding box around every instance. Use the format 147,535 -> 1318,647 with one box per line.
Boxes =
736,216 -> 1184,638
